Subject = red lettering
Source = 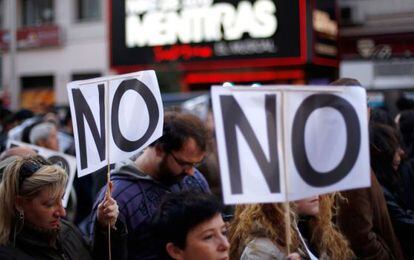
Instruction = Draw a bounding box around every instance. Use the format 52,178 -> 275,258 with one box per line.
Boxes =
153,45 -> 213,62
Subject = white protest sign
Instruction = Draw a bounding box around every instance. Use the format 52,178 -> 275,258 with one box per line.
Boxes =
212,85 -> 370,204
67,70 -> 163,177
6,140 -> 76,207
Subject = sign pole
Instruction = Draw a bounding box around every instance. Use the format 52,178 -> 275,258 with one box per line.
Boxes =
105,80 -> 112,260
281,90 -> 291,255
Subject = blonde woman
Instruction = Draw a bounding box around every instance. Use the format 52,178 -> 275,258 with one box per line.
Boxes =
0,156 -> 126,259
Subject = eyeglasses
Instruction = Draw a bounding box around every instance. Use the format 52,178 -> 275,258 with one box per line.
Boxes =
169,152 -> 204,169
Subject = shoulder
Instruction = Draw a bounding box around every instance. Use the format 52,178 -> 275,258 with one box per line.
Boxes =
60,219 -> 86,241
181,170 -> 211,193
241,237 -> 285,260
0,244 -> 34,259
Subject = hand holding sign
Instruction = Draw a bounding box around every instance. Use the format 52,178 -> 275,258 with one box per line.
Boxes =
97,181 -> 118,229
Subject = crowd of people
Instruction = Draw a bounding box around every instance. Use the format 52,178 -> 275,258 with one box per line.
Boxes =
0,78 -> 413,259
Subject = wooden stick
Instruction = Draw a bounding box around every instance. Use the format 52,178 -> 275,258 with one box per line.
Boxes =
105,80 -> 112,260
281,90 -> 291,255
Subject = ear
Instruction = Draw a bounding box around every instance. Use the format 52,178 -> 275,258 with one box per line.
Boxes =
36,138 -> 47,148
166,242 -> 184,260
15,196 -> 24,212
154,144 -> 165,157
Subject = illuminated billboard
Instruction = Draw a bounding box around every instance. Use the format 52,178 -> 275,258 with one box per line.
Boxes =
111,0 -> 306,68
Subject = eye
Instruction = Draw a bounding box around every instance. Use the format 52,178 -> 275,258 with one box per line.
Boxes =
44,202 -> 54,208
203,234 -> 214,240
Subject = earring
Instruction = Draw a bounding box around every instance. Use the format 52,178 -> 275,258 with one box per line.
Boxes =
13,210 -> 24,247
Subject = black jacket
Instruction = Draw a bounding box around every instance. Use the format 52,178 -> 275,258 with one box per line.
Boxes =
0,219 -> 126,260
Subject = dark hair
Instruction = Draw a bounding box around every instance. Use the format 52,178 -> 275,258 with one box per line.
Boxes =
370,108 -> 395,128
398,110 -> 414,159
329,78 -> 362,87
151,111 -> 209,153
18,156 -> 51,187
369,123 -> 401,192
153,191 -> 223,258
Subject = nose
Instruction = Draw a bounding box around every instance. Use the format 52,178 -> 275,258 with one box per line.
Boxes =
54,202 -> 66,218
218,234 -> 230,251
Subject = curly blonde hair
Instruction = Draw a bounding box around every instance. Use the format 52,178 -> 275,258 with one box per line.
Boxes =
228,203 -> 301,259
228,194 -> 354,260
307,193 -> 355,259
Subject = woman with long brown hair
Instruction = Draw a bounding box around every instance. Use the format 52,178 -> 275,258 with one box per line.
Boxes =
229,203 -> 302,259
295,194 -> 354,259
229,194 -> 354,259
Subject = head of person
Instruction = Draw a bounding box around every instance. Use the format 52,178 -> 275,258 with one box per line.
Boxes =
370,123 -> 403,171
0,147 -> 37,181
303,193 -> 355,259
153,191 -> 229,260
369,108 -> 396,128
150,111 -> 209,185
29,122 -> 59,151
228,203 -> 300,260
397,109 -> 414,157
294,196 -> 320,216
0,156 -> 67,245
369,123 -> 404,187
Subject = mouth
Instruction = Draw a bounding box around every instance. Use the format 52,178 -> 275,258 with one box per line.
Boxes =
50,220 -> 60,227
309,198 -> 319,203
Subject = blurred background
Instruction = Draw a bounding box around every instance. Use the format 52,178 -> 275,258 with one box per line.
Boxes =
0,0 -> 414,116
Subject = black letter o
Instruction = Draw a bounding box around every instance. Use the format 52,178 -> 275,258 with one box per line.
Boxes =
111,79 -> 159,152
291,94 -> 360,187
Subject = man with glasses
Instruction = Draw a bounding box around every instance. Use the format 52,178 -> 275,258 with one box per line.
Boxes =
88,111 -> 211,259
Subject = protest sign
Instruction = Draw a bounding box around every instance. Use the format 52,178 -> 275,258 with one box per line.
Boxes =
67,70 -> 163,177
212,85 -> 370,204
7,140 -> 76,207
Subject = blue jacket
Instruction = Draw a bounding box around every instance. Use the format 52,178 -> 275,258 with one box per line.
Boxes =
88,159 -> 211,259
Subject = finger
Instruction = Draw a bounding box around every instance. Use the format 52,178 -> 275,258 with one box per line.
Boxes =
105,206 -> 119,216
109,181 -> 113,193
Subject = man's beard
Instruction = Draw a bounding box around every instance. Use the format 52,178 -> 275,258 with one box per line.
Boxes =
157,157 -> 187,186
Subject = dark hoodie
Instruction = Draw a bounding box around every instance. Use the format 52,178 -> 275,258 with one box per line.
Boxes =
88,159 -> 210,260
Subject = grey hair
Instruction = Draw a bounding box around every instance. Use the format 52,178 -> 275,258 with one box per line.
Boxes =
29,122 -> 56,145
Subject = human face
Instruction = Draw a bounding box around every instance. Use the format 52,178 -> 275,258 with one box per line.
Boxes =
157,138 -> 205,185
169,214 -> 229,260
393,147 -> 404,170
18,187 -> 66,230
39,126 -> 59,151
46,126 -> 59,151
295,196 -> 319,216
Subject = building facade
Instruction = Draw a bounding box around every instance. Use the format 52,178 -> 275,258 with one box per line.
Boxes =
0,0 -> 108,111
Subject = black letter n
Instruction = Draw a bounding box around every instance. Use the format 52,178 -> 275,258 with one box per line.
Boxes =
72,84 -> 106,170
220,95 -> 280,194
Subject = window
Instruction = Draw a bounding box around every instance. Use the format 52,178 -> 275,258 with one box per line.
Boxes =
0,0 -> 4,29
72,72 -> 101,81
22,0 -> 54,27
77,0 -> 101,21
21,75 -> 55,113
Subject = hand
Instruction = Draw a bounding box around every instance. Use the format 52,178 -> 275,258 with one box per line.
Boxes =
286,253 -> 301,260
97,181 -> 119,229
